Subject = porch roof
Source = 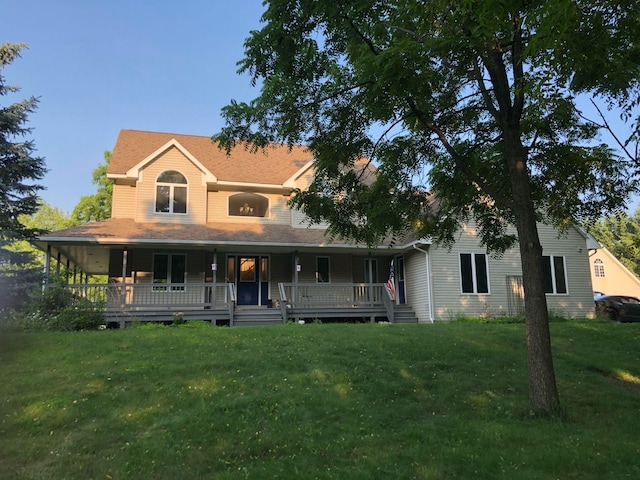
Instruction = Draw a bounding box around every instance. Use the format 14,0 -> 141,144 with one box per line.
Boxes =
35,218 -> 418,274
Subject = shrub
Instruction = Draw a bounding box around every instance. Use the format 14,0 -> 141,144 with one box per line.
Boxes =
4,277 -> 105,332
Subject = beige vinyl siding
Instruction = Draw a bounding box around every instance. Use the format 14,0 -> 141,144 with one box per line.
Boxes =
590,247 -> 640,297
294,253 -> 353,282
404,249 -> 433,323
537,223 -> 594,318
429,222 -> 594,320
111,183 -> 136,219
290,174 -> 329,229
135,147 -> 208,224
270,253 -> 292,299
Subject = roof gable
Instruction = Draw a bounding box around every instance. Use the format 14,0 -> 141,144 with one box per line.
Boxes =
108,129 -> 314,187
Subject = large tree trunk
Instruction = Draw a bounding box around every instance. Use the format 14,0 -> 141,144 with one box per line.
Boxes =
505,129 -> 561,415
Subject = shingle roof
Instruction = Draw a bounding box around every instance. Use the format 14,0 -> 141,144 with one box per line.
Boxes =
38,218 -> 416,251
109,129 -> 313,185
39,218 -> 360,247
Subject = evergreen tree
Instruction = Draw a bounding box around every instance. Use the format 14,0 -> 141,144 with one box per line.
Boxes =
585,211 -> 640,277
0,42 -> 47,312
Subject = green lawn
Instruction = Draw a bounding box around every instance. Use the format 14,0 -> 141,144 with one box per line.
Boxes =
1,319 -> 639,479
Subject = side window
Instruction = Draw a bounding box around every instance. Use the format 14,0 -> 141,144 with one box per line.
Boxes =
542,255 -> 568,294
316,256 -> 330,283
228,192 -> 269,217
156,170 -> 187,214
460,253 -> 489,294
593,259 -> 605,278
153,254 -> 186,291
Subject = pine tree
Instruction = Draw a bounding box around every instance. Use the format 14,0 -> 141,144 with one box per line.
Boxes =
0,42 -> 47,312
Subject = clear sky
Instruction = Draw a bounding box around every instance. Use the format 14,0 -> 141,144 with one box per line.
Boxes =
4,0 -> 265,213
4,0 -> 638,215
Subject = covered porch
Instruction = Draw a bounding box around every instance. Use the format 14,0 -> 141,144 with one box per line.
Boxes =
53,280 -> 416,327
34,219 -> 417,327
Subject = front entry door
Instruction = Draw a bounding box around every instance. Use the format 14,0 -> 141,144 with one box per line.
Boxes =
237,256 -> 259,305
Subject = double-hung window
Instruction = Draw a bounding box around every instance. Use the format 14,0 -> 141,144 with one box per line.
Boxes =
542,255 -> 567,294
153,254 -> 186,291
156,170 -> 187,214
459,253 -> 489,294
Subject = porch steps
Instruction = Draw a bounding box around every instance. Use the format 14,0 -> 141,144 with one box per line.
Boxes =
393,304 -> 419,323
233,308 -> 283,327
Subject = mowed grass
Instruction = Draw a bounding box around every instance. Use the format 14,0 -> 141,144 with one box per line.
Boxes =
1,319 -> 639,479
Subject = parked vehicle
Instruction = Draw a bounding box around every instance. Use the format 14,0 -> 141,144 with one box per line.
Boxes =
595,295 -> 640,322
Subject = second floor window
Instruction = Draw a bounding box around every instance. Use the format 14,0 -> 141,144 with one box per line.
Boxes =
593,259 -> 605,278
156,170 -> 187,214
229,192 -> 268,217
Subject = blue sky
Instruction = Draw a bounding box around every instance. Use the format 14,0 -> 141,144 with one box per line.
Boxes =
4,0 -> 265,213
4,1 -> 638,214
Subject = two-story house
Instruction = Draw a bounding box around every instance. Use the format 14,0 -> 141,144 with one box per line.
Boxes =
36,129 -> 598,326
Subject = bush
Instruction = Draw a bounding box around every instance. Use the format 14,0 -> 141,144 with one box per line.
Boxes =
4,278 -> 105,332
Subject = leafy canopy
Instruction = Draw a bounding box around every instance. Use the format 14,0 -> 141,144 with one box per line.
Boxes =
216,0 -> 639,250
70,151 -> 113,225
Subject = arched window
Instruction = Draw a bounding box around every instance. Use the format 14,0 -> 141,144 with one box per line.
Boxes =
228,192 -> 268,217
594,258 -> 605,278
156,170 -> 187,214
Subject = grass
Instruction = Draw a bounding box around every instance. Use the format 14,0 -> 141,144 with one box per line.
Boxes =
1,319 -> 639,479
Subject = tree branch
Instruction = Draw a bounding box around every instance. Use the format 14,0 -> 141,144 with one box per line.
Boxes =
579,99 -> 640,164
405,96 -> 514,210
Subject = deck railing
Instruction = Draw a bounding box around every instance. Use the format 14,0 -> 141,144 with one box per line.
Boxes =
280,283 -> 387,308
50,282 -> 391,318
53,283 -> 234,311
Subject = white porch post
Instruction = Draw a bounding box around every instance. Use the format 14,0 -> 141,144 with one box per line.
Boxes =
121,249 -> 128,306
44,244 -> 51,281
294,252 -> 299,304
212,250 -> 217,307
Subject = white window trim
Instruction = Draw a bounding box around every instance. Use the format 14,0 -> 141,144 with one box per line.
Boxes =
152,253 -> 187,291
593,258 -> 605,278
459,252 -> 491,295
544,255 -> 569,295
155,170 -> 188,215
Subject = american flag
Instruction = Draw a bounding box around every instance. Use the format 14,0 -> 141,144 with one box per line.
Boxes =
386,260 -> 396,300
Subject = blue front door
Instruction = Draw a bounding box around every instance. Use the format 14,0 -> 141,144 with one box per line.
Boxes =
237,256 -> 259,305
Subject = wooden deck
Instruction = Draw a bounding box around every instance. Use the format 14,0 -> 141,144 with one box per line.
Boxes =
56,282 -> 418,327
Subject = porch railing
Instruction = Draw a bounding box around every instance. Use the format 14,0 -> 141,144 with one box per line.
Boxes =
51,282 -> 393,320
55,283 -> 234,311
279,283 -> 387,308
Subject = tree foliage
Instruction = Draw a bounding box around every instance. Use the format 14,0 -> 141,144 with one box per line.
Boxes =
584,210 -> 640,277
0,42 -> 47,266
70,151 -> 112,225
0,42 -> 47,313
215,1 -> 640,414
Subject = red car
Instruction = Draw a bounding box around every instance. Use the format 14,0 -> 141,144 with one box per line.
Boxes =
595,295 -> 640,322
